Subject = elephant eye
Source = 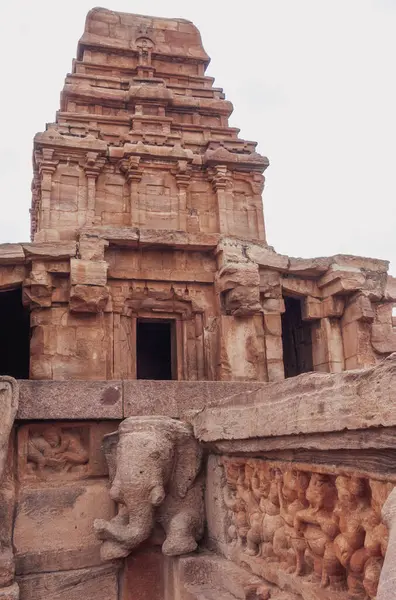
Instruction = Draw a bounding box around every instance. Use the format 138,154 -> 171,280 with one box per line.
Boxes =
139,470 -> 144,474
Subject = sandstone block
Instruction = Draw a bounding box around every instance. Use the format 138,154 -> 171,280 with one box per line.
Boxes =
70,284 -> 109,313
70,260 -> 108,286
22,242 -> 77,260
0,584 -> 19,600
0,245 -> 25,264
14,480 -> 115,574
190,354 -> 396,441
245,245 -> 289,270
17,564 -> 119,600
18,380 -> 122,420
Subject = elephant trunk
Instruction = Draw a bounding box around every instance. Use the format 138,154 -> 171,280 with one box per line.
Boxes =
96,502 -> 155,561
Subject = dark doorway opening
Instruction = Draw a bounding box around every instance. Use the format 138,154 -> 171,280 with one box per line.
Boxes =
281,296 -> 313,378
0,288 -> 30,379
136,319 -> 175,380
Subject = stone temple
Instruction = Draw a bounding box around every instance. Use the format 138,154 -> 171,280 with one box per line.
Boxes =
0,7 -> 396,600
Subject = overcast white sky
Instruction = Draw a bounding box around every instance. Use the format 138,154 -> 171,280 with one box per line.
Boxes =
0,0 -> 395,274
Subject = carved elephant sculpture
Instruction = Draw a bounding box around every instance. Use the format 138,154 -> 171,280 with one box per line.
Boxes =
94,416 -> 204,561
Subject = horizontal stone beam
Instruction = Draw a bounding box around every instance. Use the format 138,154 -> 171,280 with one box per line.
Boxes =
190,353 -> 396,442
17,380 -> 263,421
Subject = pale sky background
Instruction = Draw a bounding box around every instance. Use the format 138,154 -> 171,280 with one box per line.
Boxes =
0,0 -> 395,275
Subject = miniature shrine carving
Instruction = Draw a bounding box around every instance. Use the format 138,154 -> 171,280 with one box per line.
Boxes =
221,458 -> 394,599
94,416 -> 204,561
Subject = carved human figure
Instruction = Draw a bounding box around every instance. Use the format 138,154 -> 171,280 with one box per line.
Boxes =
223,460 -> 249,546
273,468 -> 310,570
333,476 -> 370,597
27,426 -> 89,475
348,480 -> 393,599
94,416 -> 204,560
235,461 -> 263,556
246,465 -> 282,558
294,473 -> 344,589
245,462 -> 270,556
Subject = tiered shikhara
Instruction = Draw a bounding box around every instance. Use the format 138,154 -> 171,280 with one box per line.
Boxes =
0,7 -> 391,382
0,9 -> 396,600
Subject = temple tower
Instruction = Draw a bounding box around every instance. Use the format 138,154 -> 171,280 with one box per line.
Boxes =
31,8 -> 268,243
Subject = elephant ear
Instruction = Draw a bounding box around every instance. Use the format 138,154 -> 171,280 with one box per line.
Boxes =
102,431 -> 119,483
170,424 -> 203,499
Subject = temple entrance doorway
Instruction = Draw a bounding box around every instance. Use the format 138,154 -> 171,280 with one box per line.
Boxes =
0,287 -> 30,378
136,318 -> 176,380
281,295 -> 313,378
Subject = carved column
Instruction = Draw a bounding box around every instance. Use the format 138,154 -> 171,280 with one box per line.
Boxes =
36,148 -> 58,231
215,239 -> 266,381
120,156 -> 142,227
251,173 -> 266,242
377,488 -> 396,600
84,152 -> 106,226
174,160 -> 191,232
209,165 -> 232,235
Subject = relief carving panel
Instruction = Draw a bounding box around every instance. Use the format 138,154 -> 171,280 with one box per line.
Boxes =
221,458 -> 394,600
18,422 -> 113,481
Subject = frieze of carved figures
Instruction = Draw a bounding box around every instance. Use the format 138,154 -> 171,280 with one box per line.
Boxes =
221,458 -> 394,600
94,416 -> 204,561
19,425 -> 89,480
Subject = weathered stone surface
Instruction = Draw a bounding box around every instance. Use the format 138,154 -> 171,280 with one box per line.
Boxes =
173,553 -> 280,600
123,380 -> 264,419
14,480 -> 115,574
70,259 -> 108,287
17,380 -> 122,419
69,284 -> 109,313
191,354 -> 396,441
0,245 -> 25,265
22,242 -> 76,260
17,564 -> 119,600
0,378 -> 18,482
377,488 -> 396,600
0,584 -> 18,600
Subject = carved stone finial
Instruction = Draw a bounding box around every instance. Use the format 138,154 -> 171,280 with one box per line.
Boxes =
94,416 -> 204,561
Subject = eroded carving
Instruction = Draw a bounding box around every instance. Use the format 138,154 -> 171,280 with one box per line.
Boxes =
221,458 -> 394,599
21,425 -> 89,479
94,416 -> 204,561
0,378 -> 18,595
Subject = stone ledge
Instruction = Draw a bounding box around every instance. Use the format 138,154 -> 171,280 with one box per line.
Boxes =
17,381 -> 122,420
190,353 -> 396,441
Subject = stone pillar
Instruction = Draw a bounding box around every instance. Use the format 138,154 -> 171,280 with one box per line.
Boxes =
209,165 -> 232,235
251,173 -> 266,242
341,294 -> 377,369
377,488 -> 396,600
175,160 -> 191,232
215,239 -> 266,381
119,156 -> 142,227
311,317 -> 344,373
84,152 -> 106,226
302,295 -> 345,373
37,149 -> 58,232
